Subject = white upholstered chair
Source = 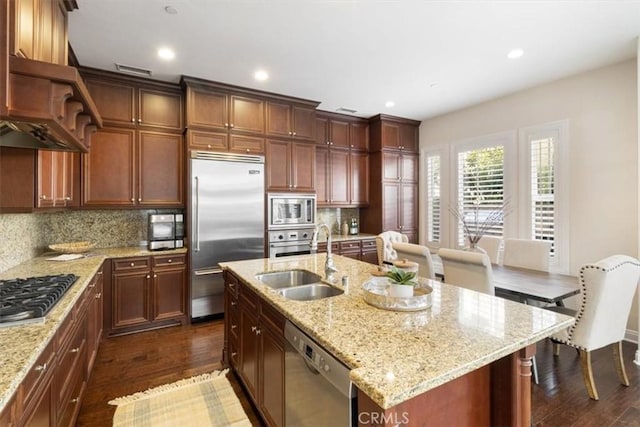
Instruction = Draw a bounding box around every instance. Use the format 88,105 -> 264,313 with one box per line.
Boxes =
393,242 -> 436,280
375,231 -> 409,266
502,238 -> 551,271
438,248 -> 494,295
477,236 -> 503,265
548,255 -> 640,400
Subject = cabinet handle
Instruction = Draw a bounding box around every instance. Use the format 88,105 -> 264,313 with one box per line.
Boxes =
40,195 -> 47,200
71,397 -> 79,404
34,363 -> 47,372
231,352 -> 237,357
255,328 -> 261,335
89,282 -> 96,288
231,324 -> 237,330
95,292 -> 102,299
97,271 -> 103,276
65,196 -> 71,201
137,119 -> 142,124
251,326 -> 257,332
230,301 -> 237,306
70,347 -> 80,353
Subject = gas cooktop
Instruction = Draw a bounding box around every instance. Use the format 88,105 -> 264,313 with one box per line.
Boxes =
0,274 -> 77,327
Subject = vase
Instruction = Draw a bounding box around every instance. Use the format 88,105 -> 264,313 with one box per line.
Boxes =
465,238 -> 487,254
388,283 -> 414,298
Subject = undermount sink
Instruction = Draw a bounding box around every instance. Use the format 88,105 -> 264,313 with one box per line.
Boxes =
279,283 -> 344,301
255,269 -> 323,289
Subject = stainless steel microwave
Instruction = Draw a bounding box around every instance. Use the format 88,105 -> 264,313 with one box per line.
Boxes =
267,193 -> 316,228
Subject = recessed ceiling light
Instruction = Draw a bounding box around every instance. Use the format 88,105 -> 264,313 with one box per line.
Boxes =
254,69 -> 269,81
157,48 -> 175,60
429,82 -> 439,88
385,101 -> 395,108
164,6 -> 178,14
507,48 -> 524,59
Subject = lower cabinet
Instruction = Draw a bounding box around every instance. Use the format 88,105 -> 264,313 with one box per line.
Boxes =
109,254 -> 187,336
317,238 -> 378,265
224,270 -> 285,427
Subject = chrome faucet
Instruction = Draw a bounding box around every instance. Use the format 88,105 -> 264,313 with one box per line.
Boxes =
310,223 -> 338,279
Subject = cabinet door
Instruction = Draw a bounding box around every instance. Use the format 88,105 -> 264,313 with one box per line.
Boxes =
266,101 -> 291,138
12,0 -> 36,59
239,307 -> 259,401
60,152 -> 77,207
187,129 -> 228,152
382,151 -> 401,181
361,239 -> 378,264
50,0 -> 67,65
20,379 -> 53,427
259,327 -> 285,427
315,147 -> 330,205
350,121 -> 369,151
152,267 -> 186,321
292,106 -> 315,140
112,271 -> 151,329
185,87 -> 228,130
291,143 -> 315,192
400,183 -> 418,233
350,151 -> 369,206
266,140 -> 291,191
399,123 -> 418,152
83,128 -> 136,206
401,153 -> 418,183
138,88 -> 183,130
382,182 -> 401,231
314,116 -> 329,145
230,95 -> 265,134
85,79 -> 136,127
36,150 -> 55,208
329,149 -> 349,205
138,131 -> 183,206
381,122 -> 400,149
329,119 -> 350,149
229,135 -> 265,155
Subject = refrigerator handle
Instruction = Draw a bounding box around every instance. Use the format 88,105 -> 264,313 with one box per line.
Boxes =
194,176 -> 200,252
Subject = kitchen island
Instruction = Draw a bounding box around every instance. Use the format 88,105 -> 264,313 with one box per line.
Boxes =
220,254 -> 575,426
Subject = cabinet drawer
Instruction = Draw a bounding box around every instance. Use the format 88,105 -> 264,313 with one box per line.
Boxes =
340,240 -> 361,251
225,271 -> 240,298
361,239 -> 377,250
229,307 -> 240,340
113,257 -> 151,271
152,254 -> 186,268
56,358 -> 86,427
22,340 -> 55,406
56,324 -> 87,401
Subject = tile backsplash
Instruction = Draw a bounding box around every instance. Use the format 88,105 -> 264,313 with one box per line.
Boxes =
0,209 -> 181,273
317,208 -> 359,234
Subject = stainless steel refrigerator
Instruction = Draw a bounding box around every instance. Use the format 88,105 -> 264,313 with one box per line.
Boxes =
190,151 -> 265,319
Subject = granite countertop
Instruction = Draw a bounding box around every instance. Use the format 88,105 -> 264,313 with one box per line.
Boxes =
0,246 -> 187,412
318,233 -> 377,243
220,254 -> 575,410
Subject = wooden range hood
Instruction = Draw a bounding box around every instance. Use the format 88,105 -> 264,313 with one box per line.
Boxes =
1,55 -> 103,152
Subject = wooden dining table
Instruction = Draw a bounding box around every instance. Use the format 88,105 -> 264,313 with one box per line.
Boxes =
432,257 -> 580,306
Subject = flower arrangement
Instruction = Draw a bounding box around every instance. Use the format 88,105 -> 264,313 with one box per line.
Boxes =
449,199 -> 511,249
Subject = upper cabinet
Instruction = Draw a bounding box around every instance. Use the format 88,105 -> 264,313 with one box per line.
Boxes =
369,114 -> 420,153
266,101 -> 316,141
84,74 -> 183,131
315,112 -> 369,151
10,0 -> 69,65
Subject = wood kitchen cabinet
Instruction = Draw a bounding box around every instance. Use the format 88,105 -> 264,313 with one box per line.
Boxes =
84,74 -> 183,131
225,271 -> 285,427
315,112 -> 369,151
317,238 -> 377,264
37,150 -> 78,208
186,129 -> 265,155
266,139 -> 315,192
266,101 -> 316,141
361,115 -> 420,243
86,266 -> 104,376
82,127 -> 183,207
10,0 -> 69,65
108,255 -> 187,336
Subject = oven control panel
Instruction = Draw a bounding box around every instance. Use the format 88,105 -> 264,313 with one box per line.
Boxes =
268,227 -> 314,243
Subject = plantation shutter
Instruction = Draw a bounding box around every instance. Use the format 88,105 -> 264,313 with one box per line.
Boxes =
426,154 -> 441,243
530,136 -> 555,253
457,146 -> 505,246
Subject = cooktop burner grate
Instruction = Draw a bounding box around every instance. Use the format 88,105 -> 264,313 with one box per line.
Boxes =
0,274 -> 77,326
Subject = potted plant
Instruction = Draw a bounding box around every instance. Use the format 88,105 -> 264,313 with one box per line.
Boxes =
386,267 -> 417,298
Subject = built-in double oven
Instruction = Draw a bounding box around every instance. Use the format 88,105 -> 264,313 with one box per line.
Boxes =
266,194 -> 316,258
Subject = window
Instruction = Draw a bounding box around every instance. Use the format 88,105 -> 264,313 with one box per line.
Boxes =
425,154 -> 441,243
530,136 -> 555,250
456,145 -> 505,246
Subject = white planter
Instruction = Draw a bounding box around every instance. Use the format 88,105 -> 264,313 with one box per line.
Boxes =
388,283 -> 414,298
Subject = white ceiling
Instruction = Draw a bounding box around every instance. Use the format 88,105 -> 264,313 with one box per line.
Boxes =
68,1 -> 640,121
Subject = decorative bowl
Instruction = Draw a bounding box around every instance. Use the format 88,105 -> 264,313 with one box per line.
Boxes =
363,277 -> 433,312
49,241 -> 96,254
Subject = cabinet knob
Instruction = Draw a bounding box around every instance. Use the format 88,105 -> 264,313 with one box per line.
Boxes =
154,274 -> 158,278
71,397 -> 79,404
351,144 -> 354,148
326,141 -> 330,145
230,301 -> 237,306
95,292 -> 102,299
40,195 -> 47,200
65,196 -> 71,201
168,259 -> 173,263
288,131 -> 292,135
251,326 -> 257,332
231,352 -> 237,357
246,148 -> 250,153
255,328 -> 261,335
229,124 -> 234,128
34,363 -> 47,372
131,118 -> 136,123
207,144 -> 212,149
138,198 -> 142,202
137,119 -> 142,124
70,347 -> 80,353
130,263 -> 135,267
231,324 -> 237,330
146,274 -> 151,279
224,123 -> 229,128
292,132 -> 297,136
131,198 -> 135,203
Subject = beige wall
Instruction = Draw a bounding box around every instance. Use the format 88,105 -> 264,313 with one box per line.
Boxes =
420,59 -> 639,336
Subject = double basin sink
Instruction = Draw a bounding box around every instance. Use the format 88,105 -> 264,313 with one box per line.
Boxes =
255,269 -> 344,301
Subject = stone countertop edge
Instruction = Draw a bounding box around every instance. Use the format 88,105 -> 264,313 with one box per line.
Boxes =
0,246 -> 187,412
219,254 -> 575,410
317,233 -> 377,243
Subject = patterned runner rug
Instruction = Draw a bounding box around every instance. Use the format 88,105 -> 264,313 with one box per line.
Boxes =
109,369 -> 251,427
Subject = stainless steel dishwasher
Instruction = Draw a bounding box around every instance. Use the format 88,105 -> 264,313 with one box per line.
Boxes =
284,321 -> 356,426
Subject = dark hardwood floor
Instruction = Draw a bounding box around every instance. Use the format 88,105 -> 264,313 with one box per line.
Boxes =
77,320 -> 640,426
